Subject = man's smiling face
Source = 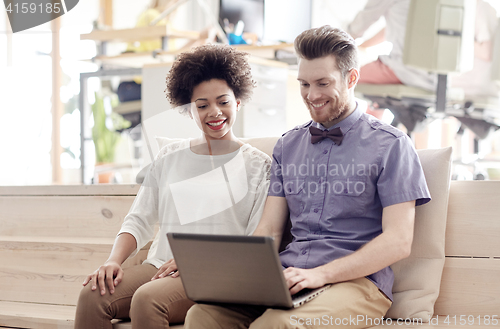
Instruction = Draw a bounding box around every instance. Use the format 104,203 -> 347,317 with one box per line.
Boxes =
298,55 -> 357,128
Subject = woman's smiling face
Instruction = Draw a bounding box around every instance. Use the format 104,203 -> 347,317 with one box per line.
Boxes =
190,79 -> 240,142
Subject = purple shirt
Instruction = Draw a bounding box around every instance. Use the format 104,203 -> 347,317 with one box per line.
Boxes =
268,104 -> 431,300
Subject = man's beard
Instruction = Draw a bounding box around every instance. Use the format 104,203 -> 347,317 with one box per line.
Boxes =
309,96 -> 350,125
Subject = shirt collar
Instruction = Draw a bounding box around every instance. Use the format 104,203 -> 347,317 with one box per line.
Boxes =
313,102 -> 362,135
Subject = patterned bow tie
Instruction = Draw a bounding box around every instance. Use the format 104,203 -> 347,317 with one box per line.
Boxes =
309,126 -> 344,145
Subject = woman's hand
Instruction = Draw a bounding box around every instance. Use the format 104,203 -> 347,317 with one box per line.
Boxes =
151,258 -> 179,280
82,261 -> 124,296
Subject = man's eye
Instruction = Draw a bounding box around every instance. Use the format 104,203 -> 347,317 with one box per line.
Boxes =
319,83 -> 328,86
301,83 -> 309,87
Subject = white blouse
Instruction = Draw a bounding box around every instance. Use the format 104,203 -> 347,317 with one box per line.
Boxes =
119,139 -> 271,268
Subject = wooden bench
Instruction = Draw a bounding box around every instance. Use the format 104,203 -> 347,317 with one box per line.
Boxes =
1,181 -> 498,329
0,185 -> 146,329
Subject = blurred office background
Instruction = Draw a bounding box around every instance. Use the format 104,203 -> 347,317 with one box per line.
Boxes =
1,0 -> 499,185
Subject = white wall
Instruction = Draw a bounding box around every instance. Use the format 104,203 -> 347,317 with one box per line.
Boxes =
312,0 -> 368,30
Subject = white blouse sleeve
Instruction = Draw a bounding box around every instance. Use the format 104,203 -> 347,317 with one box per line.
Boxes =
244,156 -> 271,236
118,162 -> 160,257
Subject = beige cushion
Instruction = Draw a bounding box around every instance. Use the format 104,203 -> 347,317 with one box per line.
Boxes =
155,136 -> 280,158
239,137 -> 280,158
386,147 -> 453,321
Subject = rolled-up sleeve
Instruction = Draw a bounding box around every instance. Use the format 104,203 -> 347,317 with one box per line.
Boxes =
347,0 -> 392,38
377,135 -> 431,208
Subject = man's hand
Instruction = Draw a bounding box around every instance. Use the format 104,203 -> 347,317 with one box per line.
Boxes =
82,261 -> 123,296
284,266 -> 327,295
151,258 -> 179,280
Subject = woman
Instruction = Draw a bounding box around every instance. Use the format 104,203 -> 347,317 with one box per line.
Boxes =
74,44 -> 271,329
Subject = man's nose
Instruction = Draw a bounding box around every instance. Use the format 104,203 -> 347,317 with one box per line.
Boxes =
307,86 -> 321,101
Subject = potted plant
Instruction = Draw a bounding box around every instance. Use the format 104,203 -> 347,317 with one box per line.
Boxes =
91,92 -> 130,183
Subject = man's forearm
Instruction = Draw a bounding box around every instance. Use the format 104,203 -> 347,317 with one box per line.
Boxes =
317,201 -> 415,285
317,230 -> 411,284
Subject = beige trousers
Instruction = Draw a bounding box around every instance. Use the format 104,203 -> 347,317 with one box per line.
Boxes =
74,263 -> 195,329
184,277 -> 391,329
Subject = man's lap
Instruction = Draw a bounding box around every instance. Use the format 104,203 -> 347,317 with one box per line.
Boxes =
185,277 -> 391,329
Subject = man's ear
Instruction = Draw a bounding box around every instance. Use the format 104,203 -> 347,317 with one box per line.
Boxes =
347,68 -> 359,89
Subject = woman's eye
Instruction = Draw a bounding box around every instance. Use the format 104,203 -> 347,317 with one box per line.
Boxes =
197,105 -> 207,109
221,101 -> 230,105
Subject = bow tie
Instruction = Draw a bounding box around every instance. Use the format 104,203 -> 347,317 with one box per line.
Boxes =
309,126 -> 344,145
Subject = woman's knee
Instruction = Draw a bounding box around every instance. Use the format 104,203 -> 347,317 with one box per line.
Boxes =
130,282 -> 181,327
130,283 -> 155,316
184,304 -> 219,329
75,284 -> 117,329
130,277 -> 193,322
77,284 -> 108,315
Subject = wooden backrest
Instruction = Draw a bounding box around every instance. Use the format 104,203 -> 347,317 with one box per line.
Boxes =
434,181 -> 500,316
0,185 -> 139,238
0,185 -> 142,306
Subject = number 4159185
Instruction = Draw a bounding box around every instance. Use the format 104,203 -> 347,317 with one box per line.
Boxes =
5,2 -> 61,14
443,315 -> 498,326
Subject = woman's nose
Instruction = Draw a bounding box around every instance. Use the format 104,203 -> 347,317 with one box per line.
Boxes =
208,105 -> 223,117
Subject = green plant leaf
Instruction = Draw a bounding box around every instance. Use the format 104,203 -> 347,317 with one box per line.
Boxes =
91,92 -> 121,163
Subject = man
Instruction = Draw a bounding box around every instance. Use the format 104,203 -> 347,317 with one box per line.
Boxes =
184,26 -> 431,329
347,0 -> 437,91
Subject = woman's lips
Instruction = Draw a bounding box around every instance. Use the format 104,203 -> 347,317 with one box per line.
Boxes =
206,119 -> 227,130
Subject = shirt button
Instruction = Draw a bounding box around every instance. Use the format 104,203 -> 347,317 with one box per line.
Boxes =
301,250 -> 307,255
313,208 -> 319,213
323,150 -> 328,154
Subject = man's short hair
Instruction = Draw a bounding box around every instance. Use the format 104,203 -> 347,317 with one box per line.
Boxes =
294,25 -> 359,79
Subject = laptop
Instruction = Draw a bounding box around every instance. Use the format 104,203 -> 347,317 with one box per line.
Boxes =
166,232 -> 331,309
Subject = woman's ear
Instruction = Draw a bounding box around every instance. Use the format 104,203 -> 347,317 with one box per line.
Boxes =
236,99 -> 241,111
